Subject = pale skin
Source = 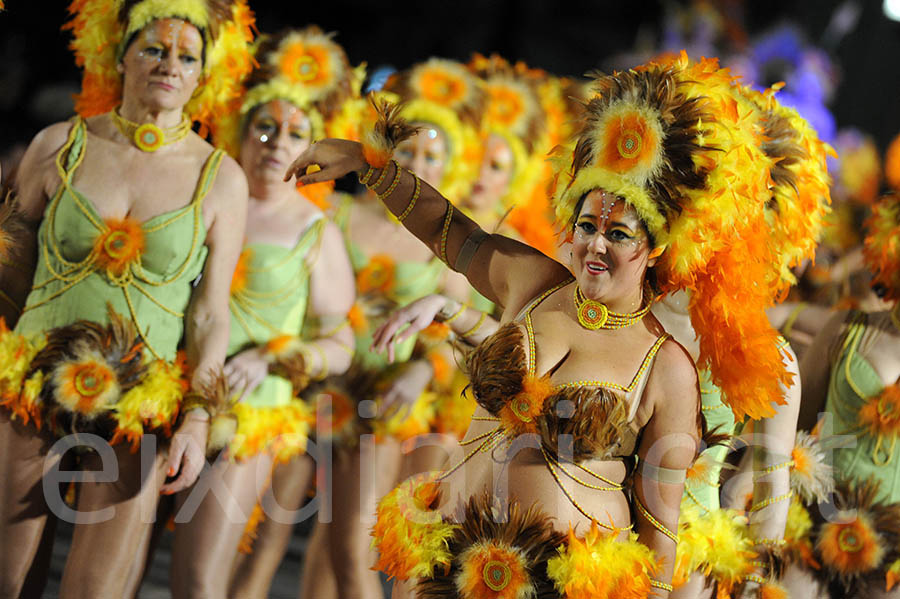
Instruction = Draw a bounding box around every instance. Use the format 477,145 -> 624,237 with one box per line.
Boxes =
286,139 -> 701,597
166,99 -> 354,599
656,292 -> 802,599
0,19 -> 247,599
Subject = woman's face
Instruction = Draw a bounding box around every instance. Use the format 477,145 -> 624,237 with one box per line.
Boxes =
239,99 -> 312,189
395,124 -> 448,188
119,18 -> 204,112
467,133 -> 514,213
570,189 -> 655,310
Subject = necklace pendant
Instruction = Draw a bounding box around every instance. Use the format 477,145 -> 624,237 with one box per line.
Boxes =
134,123 -> 164,152
577,299 -> 608,330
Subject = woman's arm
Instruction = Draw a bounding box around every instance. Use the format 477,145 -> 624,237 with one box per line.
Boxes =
797,310 -> 846,431
285,138 -> 569,314
1,122 -> 71,325
162,155 -> 248,494
302,220 -> 356,377
743,343 -> 801,588
633,342 -> 701,596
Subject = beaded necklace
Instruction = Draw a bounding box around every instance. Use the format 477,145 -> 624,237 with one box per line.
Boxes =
112,109 -> 191,152
573,284 -> 652,330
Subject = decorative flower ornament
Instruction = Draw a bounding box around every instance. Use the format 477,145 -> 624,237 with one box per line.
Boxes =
93,218 -> 145,278
858,384 -> 900,459
499,375 -> 553,436
817,513 -> 885,577
356,254 -> 396,295
455,541 -> 533,599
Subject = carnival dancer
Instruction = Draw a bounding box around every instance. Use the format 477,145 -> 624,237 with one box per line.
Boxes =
162,27 -> 356,599
799,192 -> 900,599
286,51 -> 805,598
0,1 -> 253,597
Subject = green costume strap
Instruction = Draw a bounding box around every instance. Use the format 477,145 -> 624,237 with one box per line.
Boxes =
16,117 -> 216,361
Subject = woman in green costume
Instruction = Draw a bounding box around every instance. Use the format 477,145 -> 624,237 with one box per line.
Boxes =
166,28 -> 356,599
0,1 -> 251,597
800,194 -> 900,599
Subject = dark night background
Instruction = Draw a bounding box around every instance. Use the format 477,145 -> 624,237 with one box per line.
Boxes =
1,0 -> 899,166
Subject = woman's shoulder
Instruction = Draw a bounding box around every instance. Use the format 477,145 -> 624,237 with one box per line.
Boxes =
646,336 -> 700,410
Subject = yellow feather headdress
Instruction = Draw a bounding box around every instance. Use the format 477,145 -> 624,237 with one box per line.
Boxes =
64,0 -> 255,137
863,193 -> 900,301
469,53 -> 548,213
215,26 -> 359,157
381,58 -> 485,203
553,52 -> 829,421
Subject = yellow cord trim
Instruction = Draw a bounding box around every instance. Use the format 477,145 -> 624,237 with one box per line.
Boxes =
650,579 -> 674,592
759,460 -> 794,475
749,491 -> 793,513
634,492 -> 678,543
460,312 -> 487,339
396,174 -> 421,222
439,201 -> 454,266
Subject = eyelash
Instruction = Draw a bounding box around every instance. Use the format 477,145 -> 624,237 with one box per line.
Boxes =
577,222 -> 635,243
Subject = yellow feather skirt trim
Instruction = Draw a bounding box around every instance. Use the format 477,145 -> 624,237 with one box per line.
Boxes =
673,500 -> 755,589
546,523 -> 660,599
371,473 -> 458,581
229,400 -> 313,462
0,323 -> 186,449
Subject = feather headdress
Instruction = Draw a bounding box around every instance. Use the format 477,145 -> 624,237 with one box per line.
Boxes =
553,52 -> 830,421
214,26 -> 359,157
469,53 -> 548,211
64,0 -> 255,138
862,193 -> 900,301
378,58 -> 485,203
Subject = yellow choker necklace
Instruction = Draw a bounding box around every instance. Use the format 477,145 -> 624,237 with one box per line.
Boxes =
573,284 -> 652,330
112,109 -> 191,152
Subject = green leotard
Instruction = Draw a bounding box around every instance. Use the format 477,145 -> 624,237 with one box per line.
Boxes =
333,196 -> 443,371
825,311 -> 900,503
16,117 -> 215,362
228,216 -> 325,408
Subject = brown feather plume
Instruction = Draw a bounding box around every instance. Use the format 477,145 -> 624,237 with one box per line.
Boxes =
762,110 -> 807,209
574,65 -> 714,223
417,492 -> 565,599
539,386 -> 631,462
0,194 -> 27,263
370,96 -> 421,150
269,351 -> 311,396
28,304 -> 146,437
463,322 -> 527,416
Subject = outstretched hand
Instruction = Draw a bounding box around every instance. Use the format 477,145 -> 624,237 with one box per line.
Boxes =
371,294 -> 449,362
283,138 -> 367,186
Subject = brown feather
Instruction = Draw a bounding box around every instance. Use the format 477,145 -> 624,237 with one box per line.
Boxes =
28,304 -> 146,437
370,96 -> 421,152
463,323 -> 527,415
417,491 -> 565,599
0,194 -> 27,263
269,351 -> 311,396
539,386 -> 631,462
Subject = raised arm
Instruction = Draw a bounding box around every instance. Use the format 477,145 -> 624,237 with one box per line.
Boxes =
162,155 -> 248,493
632,342 -> 701,596
285,134 -> 568,315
